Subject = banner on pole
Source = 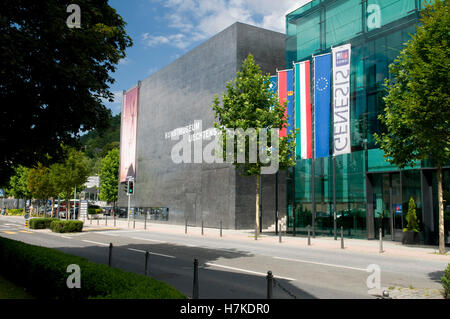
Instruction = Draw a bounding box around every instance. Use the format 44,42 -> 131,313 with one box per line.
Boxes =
120,86 -> 139,182
277,69 -> 294,138
294,61 -> 312,159
332,44 -> 352,156
313,54 -> 332,159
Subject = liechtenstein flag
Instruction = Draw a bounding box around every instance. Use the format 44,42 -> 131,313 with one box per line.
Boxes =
313,54 -> 331,159
277,69 -> 294,138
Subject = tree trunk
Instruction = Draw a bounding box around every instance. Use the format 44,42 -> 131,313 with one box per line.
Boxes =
57,196 -> 60,218
255,174 -> 260,238
51,198 -> 54,218
437,165 -> 445,254
66,199 -> 70,220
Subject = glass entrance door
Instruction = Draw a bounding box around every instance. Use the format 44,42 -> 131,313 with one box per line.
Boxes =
371,172 -> 402,240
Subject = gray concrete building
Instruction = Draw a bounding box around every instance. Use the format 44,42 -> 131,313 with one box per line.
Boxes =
118,22 -> 287,230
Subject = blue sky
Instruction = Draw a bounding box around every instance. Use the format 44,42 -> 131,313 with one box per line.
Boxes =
104,0 -> 310,115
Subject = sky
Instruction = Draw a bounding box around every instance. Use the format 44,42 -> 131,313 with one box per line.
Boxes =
105,0 -> 311,115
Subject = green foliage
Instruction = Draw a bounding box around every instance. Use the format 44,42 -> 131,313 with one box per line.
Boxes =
99,148 -> 120,204
49,220 -> 83,233
7,209 -> 23,216
7,166 -> 31,199
211,54 -> 297,175
88,207 -> 102,215
80,114 -> 121,159
27,163 -> 56,201
29,218 -> 57,230
442,263 -> 450,299
374,0 -> 450,169
404,197 -> 420,232
0,1 -> 132,185
51,146 -> 89,212
0,237 -> 186,299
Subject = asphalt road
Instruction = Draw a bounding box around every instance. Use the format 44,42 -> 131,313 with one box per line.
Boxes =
0,218 -> 447,299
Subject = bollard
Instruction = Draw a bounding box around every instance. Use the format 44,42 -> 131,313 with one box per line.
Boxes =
279,222 -> 282,243
133,214 -> 135,229
144,212 -> 147,230
201,220 -> 204,236
97,216 -> 99,226
114,213 -> 116,227
185,219 -> 187,234
105,214 -> 108,226
307,225 -> 311,246
220,220 -> 222,237
341,226 -> 344,249
192,259 -> 199,299
379,228 -> 384,253
266,271 -> 273,299
108,243 -> 113,267
144,251 -> 149,276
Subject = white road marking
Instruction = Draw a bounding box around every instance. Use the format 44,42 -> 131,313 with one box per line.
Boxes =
273,256 -> 366,272
205,263 -> 296,281
130,237 -> 166,243
127,248 -> 175,258
82,240 -> 110,246
61,236 -> 72,239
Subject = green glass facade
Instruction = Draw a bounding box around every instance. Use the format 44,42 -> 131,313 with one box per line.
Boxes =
285,0 -> 449,244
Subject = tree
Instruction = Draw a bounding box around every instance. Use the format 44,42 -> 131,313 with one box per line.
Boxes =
7,165 -> 32,212
27,163 -> 55,216
0,1 -> 132,184
99,148 -> 119,209
51,147 -> 89,219
212,54 -> 296,237
374,0 -> 449,253
404,197 -> 420,233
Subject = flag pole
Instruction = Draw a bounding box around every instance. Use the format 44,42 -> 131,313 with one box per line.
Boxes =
311,56 -> 316,238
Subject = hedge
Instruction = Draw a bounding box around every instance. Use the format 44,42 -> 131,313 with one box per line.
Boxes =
50,220 -> 83,233
88,207 -> 102,215
0,237 -> 186,299
6,209 -> 23,216
442,263 -> 450,299
29,218 -> 57,229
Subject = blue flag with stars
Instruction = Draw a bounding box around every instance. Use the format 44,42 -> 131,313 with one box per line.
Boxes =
314,54 -> 331,159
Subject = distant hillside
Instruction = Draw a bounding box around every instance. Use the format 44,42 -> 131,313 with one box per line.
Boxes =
80,113 -> 121,158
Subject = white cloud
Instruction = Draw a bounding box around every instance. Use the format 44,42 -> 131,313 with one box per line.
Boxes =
101,90 -> 123,115
143,0 -> 312,50
118,57 -> 131,65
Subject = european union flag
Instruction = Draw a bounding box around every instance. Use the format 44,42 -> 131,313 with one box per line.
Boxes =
314,54 -> 331,159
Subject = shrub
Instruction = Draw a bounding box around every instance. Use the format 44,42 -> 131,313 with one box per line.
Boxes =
442,263 -> 450,299
7,209 -> 24,216
29,218 -> 57,229
49,220 -> 83,233
0,237 -> 186,299
88,207 -> 102,215
403,197 -> 420,232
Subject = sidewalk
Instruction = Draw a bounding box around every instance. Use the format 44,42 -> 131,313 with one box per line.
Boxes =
79,216 -> 450,262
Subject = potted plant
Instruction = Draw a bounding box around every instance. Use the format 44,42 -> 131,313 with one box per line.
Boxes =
402,197 -> 421,245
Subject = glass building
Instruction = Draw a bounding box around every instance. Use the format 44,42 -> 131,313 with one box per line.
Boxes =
285,0 -> 449,244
